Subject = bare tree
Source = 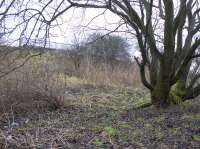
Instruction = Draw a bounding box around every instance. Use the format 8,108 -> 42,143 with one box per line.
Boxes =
68,35 -> 83,71
0,1 -> 46,78
81,33 -> 131,71
1,0 -> 200,108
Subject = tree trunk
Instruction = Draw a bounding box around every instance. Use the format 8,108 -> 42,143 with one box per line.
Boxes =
151,83 -> 171,108
151,61 -> 171,108
151,80 -> 187,109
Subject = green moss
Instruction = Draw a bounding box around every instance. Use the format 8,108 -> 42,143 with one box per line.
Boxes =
169,91 -> 182,105
169,80 -> 186,105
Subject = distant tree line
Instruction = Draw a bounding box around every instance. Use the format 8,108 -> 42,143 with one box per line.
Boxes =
68,33 -> 131,71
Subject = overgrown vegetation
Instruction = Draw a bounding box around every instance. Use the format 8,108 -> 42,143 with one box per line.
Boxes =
0,85 -> 199,148
0,46 -> 199,148
0,46 -> 141,114
1,0 -> 200,148
2,0 -> 200,108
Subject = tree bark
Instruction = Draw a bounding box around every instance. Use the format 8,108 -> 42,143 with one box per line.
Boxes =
151,79 -> 186,109
151,85 -> 170,109
151,61 -> 171,108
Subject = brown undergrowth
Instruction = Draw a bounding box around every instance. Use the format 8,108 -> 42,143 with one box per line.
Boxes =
0,50 -> 141,114
0,50 -> 199,148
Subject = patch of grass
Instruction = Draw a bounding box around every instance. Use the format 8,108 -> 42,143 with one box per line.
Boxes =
118,121 -> 131,129
103,126 -> 118,138
118,133 -> 130,144
91,124 -> 105,133
92,138 -> 103,146
144,123 -> 152,128
192,114 -> 200,120
170,127 -> 181,135
131,129 -> 142,142
155,131 -> 165,140
61,74 -> 85,85
193,135 -> 200,142
63,129 -> 83,142
133,93 -> 151,108
136,117 -> 145,122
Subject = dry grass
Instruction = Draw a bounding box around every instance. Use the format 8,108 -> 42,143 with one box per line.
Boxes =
79,62 -> 141,87
0,49 -> 141,114
1,48 -> 199,149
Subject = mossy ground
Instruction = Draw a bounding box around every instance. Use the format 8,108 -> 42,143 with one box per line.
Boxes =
0,86 -> 200,148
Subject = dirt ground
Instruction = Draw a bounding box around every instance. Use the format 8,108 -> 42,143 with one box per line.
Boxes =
0,86 -> 200,149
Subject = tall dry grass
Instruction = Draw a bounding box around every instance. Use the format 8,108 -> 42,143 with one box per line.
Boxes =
0,50 -> 141,114
79,62 -> 141,87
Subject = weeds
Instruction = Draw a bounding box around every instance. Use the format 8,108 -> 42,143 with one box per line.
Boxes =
0,49 -> 141,114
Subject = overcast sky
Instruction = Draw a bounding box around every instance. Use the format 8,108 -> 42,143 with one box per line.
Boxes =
50,9 -> 121,43
4,7 -> 137,56
49,8 -> 138,57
